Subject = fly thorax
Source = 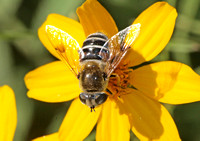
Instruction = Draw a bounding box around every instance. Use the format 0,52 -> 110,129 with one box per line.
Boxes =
79,61 -> 108,92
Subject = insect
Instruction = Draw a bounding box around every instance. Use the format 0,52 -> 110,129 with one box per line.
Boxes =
45,23 -> 141,111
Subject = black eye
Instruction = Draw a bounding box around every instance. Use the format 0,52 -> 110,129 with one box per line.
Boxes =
95,93 -> 108,105
79,93 -> 87,104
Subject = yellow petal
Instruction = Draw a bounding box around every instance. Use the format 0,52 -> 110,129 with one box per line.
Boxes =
0,85 -> 17,141
25,61 -> 80,103
119,90 -> 181,141
58,98 -> 101,141
124,2 -> 177,67
96,98 -> 130,141
77,0 -> 118,38
33,133 -> 59,141
130,61 -> 200,104
38,13 -> 85,59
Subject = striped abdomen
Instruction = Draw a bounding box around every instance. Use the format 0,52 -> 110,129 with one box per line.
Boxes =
79,33 -> 109,62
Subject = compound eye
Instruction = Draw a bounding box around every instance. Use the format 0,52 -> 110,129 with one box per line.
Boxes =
79,93 -> 87,104
95,93 -> 108,105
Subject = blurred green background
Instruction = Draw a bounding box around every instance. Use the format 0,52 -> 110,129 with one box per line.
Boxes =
0,0 -> 200,140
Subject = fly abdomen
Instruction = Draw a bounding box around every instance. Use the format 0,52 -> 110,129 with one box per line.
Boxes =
79,32 -> 109,62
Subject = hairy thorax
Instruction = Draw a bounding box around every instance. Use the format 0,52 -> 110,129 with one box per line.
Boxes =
79,60 -> 108,93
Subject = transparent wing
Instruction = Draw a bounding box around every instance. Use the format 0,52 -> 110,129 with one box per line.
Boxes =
45,25 -> 82,77
103,23 -> 141,77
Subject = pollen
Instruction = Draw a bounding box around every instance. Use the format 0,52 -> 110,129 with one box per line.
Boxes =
107,62 -> 132,98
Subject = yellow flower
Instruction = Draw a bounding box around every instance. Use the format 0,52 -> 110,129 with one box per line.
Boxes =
25,0 -> 200,140
0,85 -> 17,141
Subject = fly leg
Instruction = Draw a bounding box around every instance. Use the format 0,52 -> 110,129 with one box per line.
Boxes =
105,88 -> 113,96
110,73 -> 121,86
106,73 -> 122,97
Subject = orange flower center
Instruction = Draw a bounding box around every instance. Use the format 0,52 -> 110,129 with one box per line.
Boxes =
107,62 -> 132,98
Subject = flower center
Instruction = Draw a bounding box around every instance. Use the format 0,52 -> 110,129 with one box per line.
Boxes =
107,62 -> 132,98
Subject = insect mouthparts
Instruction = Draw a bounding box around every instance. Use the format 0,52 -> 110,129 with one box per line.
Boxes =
90,106 -> 96,112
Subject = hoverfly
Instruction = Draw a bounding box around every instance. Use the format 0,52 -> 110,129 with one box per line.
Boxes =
45,23 -> 140,111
